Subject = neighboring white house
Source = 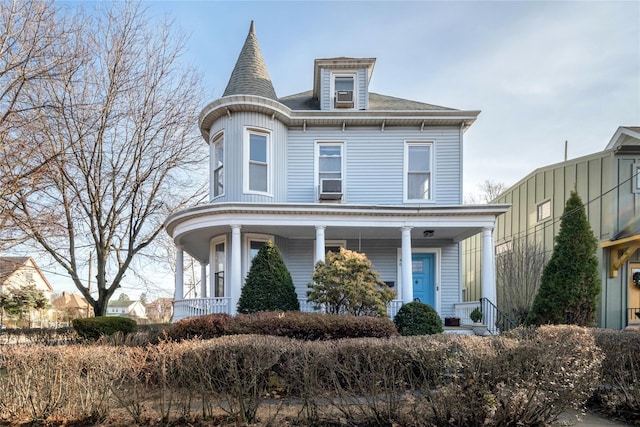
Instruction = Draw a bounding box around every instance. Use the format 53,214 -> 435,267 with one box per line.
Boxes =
0,257 -> 54,326
165,22 -> 509,323
0,257 -> 53,299
106,299 -> 147,320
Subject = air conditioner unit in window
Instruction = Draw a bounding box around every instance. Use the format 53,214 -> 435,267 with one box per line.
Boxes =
319,179 -> 342,200
334,90 -> 354,108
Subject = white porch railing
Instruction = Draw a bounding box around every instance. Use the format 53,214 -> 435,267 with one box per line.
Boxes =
387,299 -> 403,318
454,301 -> 481,326
299,298 -> 320,313
173,298 -> 231,322
173,297 -> 405,322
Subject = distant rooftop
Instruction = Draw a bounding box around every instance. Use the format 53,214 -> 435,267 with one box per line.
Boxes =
278,91 -> 457,111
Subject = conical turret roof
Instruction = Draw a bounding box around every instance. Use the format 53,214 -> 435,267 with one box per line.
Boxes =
223,21 -> 277,100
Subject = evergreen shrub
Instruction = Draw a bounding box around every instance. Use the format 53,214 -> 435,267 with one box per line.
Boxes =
307,248 -> 395,316
71,317 -> 137,341
393,301 -> 443,335
526,190 -> 600,326
237,241 -> 300,313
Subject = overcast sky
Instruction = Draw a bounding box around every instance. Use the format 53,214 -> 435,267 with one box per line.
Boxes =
152,0 -> 640,195
33,0 -> 640,297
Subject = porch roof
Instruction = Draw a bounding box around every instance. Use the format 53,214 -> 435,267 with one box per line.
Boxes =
166,202 -> 509,262
601,234 -> 640,278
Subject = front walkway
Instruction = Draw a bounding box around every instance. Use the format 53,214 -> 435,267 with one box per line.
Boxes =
554,409 -> 631,426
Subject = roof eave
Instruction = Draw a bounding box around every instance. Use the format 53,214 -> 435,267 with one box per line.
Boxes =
199,95 -> 480,141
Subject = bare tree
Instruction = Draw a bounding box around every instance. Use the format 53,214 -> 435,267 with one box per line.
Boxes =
8,2 -> 206,315
496,238 -> 548,324
465,180 -> 507,204
0,0 -> 81,249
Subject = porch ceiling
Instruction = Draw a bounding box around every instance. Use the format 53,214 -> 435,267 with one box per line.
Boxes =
167,202 -> 509,263
180,224 -> 480,261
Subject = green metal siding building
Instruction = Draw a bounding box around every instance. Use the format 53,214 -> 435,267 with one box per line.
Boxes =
464,126 -> 640,329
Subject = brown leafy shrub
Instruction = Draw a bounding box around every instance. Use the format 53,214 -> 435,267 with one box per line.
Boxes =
230,310 -> 398,340
590,329 -> 640,423
487,325 -> 603,425
0,345 -> 126,423
0,325 -> 607,426
180,335 -> 290,424
168,313 -> 233,341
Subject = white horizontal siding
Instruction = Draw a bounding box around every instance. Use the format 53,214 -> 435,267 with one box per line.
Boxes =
207,112 -> 288,203
440,243 -> 461,318
287,126 -> 462,205
279,237 -> 461,314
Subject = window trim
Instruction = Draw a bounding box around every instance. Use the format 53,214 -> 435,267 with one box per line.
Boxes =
495,241 -> 512,256
331,72 -> 357,110
633,163 -> 640,193
313,239 -> 347,261
315,141 -> 345,201
536,199 -> 552,222
211,131 -> 224,199
244,233 -> 274,276
243,127 -> 272,195
404,141 -> 435,203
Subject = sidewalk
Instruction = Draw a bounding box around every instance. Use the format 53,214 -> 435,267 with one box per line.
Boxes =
554,409 -> 632,426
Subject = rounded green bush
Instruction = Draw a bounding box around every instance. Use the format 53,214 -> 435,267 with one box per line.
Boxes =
72,316 -> 137,341
393,301 -> 443,335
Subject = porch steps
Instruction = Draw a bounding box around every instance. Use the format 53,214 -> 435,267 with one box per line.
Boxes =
443,325 -> 474,335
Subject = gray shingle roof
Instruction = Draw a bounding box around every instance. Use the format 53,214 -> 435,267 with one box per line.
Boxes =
223,21 -> 277,100
0,257 -> 29,285
278,91 -> 456,111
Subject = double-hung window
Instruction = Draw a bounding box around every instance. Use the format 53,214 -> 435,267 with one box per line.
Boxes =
246,129 -> 270,194
211,238 -> 225,297
405,142 -> 433,202
212,133 -> 224,198
317,142 -> 343,198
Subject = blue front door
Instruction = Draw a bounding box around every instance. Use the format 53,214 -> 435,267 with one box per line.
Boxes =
412,253 -> 435,307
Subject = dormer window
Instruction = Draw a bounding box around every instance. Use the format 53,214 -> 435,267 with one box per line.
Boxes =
333,74 -> 355,109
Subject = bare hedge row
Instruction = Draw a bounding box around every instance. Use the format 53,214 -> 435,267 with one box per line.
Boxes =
0,325 -> 613,426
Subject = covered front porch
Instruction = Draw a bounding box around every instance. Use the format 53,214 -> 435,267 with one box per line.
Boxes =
166,203 -> 509,322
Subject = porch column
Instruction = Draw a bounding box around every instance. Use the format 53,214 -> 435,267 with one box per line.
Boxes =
200,262 -> 207,298
481,227 -> 497,304
315,226 -> 326,264
175,246 -> 184,300
209,244 -> 216,298
230,225 -> 242,315
401,226 -> 413,304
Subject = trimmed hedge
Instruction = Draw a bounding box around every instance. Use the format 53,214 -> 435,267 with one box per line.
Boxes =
72,316 -> 137,341
0,325 -> 605,426
394,301 -> 444,335
168,311 -> 398,341
168,313 -> 233,340
589,329 -> 640,423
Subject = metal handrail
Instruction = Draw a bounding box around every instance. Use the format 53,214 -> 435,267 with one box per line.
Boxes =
480,297 -> 519,335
